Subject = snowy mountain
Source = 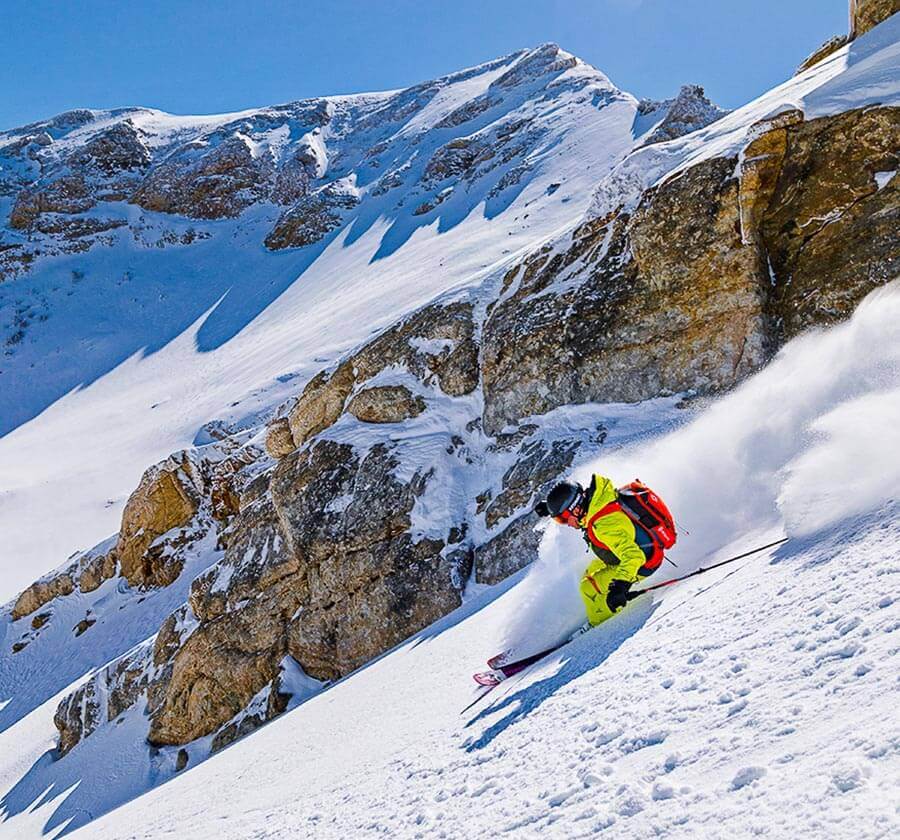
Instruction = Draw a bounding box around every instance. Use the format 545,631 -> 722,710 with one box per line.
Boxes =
1,3 -> 899,838
0,43 -> 722,602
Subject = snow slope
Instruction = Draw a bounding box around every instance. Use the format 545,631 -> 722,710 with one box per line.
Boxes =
22,281 -> 895,840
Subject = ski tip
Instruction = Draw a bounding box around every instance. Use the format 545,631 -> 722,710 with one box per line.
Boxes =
487,650 -> 511,669
473,671 -> 502,687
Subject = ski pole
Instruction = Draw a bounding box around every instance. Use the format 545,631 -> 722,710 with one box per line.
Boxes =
626,536 -> 789,601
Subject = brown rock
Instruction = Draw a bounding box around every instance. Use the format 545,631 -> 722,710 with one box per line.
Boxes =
116,454 -> 202,589
141,438 -> 467,746
797,36 -> 849,73
73,120 -> 151,175
264,184 -> 359,250
482,154 -> 770,433
756,107 -> 900,340
738,111 -> 804,245
9,175 -> 95,230
285,364 -> 356,451
132,136 -> 270,220
346,385 -> 426,423
850,0 -> 900,37
265,416 -> 296,459
11,571 -> 76,621
31,611 -> 52,630
55,678 -> 103,755
78,548 -> 118,593
273,301 -> 478,454
484,435 -> 584,529
74,617 -> 96,636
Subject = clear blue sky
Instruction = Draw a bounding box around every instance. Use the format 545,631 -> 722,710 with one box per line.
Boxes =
1,0 -> 849,130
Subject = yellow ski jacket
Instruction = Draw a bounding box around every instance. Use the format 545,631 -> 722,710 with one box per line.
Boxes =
579,474 -> 647,583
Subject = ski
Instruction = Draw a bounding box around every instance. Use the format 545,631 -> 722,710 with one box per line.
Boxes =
486,650 -> 512,670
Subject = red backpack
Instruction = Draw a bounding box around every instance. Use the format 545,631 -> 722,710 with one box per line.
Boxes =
616,480 -> 677,571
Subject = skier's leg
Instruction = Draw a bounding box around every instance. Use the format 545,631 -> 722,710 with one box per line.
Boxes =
578,561 -> 619,626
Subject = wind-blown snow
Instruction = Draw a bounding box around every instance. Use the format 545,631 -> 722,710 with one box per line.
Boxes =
501,282 -> 900,661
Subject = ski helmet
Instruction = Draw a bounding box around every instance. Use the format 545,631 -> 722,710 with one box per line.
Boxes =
546,481 -> 583,517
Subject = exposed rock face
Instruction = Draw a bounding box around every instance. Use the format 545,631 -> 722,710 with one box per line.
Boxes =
10,543 -> 118,621
265,416 -> 297,459
72,120 -> 151,176
757,107 -> 899,340
797,35 -> 849,73
55,639 -> 155,755
638,86 -> 728,147
491,42 -> 577,88
277,301 -> 478,451
481,154 -> 768,433
9,175 -> 95,230
116,454 -> 204,588
141,437 -> 467,746
481,105 -> 899,433
346,385 -> 426,423
11,572 -> 75,621
851,0 -> 900,36
77,548 -> 118,593
132,137 -> 271,220
264,183 -> 359,250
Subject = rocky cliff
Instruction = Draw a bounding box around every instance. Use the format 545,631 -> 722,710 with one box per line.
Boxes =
851,0 -> 900,37
2,8 -> 898,801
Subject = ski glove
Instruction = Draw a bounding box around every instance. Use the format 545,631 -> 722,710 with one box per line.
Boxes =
606,579 -> 632,612
534,500 -> 551,517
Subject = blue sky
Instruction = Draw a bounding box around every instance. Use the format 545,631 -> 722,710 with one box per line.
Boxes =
1,0 -> 848,130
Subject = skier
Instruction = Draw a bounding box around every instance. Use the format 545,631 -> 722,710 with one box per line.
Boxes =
534,475 -> 676,627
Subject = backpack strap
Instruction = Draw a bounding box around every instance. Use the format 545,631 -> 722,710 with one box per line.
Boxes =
584,500 -> 622,552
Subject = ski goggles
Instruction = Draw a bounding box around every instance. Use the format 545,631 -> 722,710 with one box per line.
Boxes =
553,508 -> 582,528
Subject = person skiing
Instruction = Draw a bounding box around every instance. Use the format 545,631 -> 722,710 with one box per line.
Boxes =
534,474 -> 676,626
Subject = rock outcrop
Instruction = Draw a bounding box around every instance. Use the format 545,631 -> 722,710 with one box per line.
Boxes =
851,0 -> 900,37
480,105 -> 899,433
756,107 -> 899,340
346,385 -> 426,423
115,454 -> 205,589
264,182 -> 359,250
277,301 -> 478,452
796,36 -> 850,73
10,543 -> 118,622
54,436 -> 470,754
637,86 -> 728,147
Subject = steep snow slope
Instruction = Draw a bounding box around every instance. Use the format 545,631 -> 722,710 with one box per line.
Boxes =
0,45 -> 648,601
46,283 -> 900,840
